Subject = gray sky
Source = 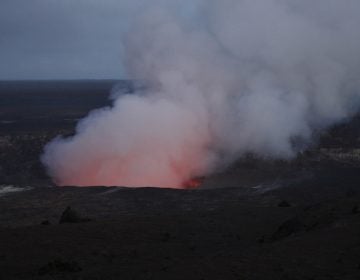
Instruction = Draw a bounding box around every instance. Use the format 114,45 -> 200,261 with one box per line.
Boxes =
0,0 -> 150,80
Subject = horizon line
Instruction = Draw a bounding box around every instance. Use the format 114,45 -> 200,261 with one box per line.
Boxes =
0,78 -> 126,82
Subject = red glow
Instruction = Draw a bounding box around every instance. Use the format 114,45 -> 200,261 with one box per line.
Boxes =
183,177 -> 203,189
45,98 -> 212,189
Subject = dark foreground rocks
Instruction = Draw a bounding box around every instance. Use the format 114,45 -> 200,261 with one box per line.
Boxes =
0,185 -> 360,280
59,206 -> 92,224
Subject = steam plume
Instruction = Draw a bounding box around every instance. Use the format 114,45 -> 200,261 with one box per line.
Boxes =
42,0 -> 360,188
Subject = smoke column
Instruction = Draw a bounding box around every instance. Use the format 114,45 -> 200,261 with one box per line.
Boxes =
42,0 -> 360,188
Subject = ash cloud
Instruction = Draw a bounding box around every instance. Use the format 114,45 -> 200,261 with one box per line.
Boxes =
42,0 -> 360,188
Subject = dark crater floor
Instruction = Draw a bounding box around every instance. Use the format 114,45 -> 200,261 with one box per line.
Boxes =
1,81 -> 360,279
1,185 -> 360,280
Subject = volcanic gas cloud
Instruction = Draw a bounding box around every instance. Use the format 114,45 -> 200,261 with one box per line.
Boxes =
42,0 -> 360,188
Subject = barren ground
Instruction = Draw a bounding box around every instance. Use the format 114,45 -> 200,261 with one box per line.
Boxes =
1,81 -> 360,280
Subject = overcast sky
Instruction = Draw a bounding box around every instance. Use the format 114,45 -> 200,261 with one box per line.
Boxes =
0,0 -> 154,80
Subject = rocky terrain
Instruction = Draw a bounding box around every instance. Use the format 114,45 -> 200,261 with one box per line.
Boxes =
1,81 -> 360,279
0,183 -> 360,279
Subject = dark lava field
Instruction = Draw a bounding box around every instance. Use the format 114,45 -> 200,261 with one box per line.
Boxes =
1,81 -> 360,280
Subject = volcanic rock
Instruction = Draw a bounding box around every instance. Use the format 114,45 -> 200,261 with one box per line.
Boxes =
59,206 -> 91,224
277,200 -> 292,207
38,259 -> 82,276
270,217 -> 304,241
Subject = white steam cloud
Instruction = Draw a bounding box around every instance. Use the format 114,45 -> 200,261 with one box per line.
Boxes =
42,0 -> 360,188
